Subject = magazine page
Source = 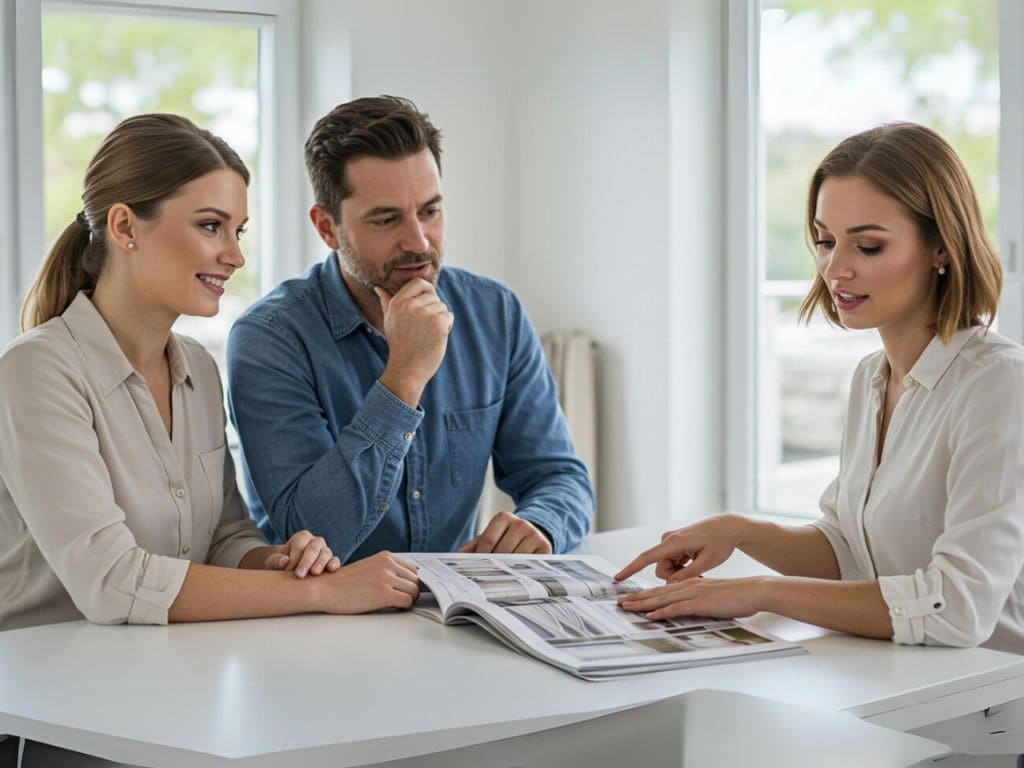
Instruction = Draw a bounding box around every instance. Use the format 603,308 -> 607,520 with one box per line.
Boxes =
403,554 -> 804,680
408,553 -> 635,610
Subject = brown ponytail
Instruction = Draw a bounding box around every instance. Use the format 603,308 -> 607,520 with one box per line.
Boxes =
20,215 -> 105,331
19,113 -> 249,331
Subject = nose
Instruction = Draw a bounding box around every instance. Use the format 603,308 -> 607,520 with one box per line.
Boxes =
220,238 -> 245,270
820,246 -> 852,282
399,218 -> 430,254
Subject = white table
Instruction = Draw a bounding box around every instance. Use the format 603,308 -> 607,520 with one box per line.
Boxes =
0,524 -> 1021,767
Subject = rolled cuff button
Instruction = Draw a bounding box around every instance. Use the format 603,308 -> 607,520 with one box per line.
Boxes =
403,431 -> 415,442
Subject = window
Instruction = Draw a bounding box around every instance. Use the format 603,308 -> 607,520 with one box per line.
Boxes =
729,0 -> 1008,517
2,0 -> 304,358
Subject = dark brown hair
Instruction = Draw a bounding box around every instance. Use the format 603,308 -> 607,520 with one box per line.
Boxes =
799,122 -> 1002,342
21,113 -> 250,330
304,95 -> 442,221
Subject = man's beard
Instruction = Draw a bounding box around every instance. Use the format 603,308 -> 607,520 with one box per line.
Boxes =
337,234 -> 442,296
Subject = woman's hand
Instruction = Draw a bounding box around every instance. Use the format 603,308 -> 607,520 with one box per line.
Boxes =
617,576 -> 768,621
319,551 -> 421,613
264,530 -> 341,578
614,515 -> 746,583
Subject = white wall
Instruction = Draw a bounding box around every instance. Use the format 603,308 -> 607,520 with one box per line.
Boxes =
300,0 -> 726,529
301,0 -> 515,281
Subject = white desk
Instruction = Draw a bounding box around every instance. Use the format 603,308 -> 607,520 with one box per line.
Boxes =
0,524 -> 1021,767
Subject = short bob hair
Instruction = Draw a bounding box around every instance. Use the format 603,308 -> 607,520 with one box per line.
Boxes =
798,122 -> 1002,343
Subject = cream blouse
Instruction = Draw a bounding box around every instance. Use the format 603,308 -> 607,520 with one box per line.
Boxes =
813,327 -> 1024,652
0,292 -> 267,630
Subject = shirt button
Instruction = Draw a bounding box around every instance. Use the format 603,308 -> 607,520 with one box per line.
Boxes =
181,545 -> 191,555
903,375 -> 915,387
379,502 -> 390,512
404,431 -> 415,442
175,488 -> 186,498
412,490 -> 422,500
893,607 -> 905,617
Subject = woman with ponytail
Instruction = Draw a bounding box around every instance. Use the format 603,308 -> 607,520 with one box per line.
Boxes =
0,115 -> 419,636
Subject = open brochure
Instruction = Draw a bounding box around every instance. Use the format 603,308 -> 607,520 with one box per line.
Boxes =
401,553 -> 805,681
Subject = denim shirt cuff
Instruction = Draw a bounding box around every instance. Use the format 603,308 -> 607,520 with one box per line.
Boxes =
351,381 -> 425,456
515,506 -> 565,554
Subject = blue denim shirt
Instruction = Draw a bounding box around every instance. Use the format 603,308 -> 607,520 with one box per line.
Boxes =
225,254 -> 593,560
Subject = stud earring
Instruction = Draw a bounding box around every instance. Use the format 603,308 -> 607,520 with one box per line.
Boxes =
127,242 -> 136,250
937,264 -> 947,276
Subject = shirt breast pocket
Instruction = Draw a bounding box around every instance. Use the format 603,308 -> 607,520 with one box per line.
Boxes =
445,400 -> 503,487
198,445 -> 226,534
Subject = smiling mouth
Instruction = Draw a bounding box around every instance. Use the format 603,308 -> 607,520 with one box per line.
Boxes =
198,274 -> 226,288
836,291 -> 867,301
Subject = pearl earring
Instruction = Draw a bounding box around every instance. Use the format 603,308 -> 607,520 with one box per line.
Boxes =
937,265 -> 947,275
127,242 -> 136,250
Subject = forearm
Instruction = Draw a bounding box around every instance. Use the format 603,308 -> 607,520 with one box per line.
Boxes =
261,385 -> 419,557
279,435 -> 405,559
759,576 -> 893,639
168,563 -> 322,622
732,516 -> 841,579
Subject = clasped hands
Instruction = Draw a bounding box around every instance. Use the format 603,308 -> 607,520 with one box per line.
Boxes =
613,517 -> 764,621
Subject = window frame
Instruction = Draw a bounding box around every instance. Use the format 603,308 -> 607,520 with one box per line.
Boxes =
726,0 -> 1024,519
999,0 -> 1024,344
0,0 -> 304,345
0,2 -> 18,346
723,0 -> 762,516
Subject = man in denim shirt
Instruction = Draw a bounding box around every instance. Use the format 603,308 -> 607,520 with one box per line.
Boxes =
226,96 -> 593,562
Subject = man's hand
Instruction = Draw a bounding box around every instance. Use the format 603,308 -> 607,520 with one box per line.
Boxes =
458,510 -> 553,555
376,279 -> 454,407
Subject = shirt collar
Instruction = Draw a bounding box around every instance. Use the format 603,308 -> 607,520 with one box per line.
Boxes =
165,334 -> 193,389
62,291 -> 193,397
870,326 -> 980,392
318,251 -> 373,339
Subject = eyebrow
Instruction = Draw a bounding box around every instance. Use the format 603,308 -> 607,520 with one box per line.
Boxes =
813,219 -> 890,235
362,195 -> 444,219
194,206 -> 248,224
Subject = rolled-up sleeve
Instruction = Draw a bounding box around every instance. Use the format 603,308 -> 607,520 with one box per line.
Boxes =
0,341 -> 187,625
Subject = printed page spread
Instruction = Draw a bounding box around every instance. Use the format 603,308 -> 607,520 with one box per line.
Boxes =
402,553 -> 805,681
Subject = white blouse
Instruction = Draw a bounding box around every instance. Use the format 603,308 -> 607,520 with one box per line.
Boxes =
0,292 -> 267,630
812,326 -> 1024,652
